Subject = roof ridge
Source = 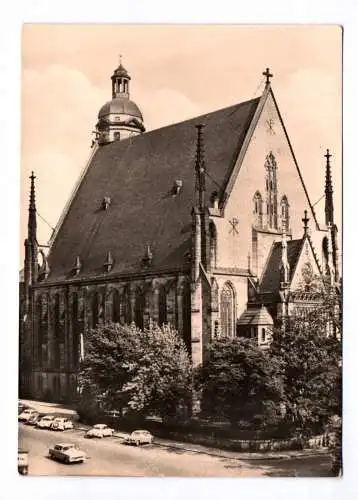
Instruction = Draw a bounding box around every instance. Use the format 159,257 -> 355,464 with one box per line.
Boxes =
112,97 -> 261,146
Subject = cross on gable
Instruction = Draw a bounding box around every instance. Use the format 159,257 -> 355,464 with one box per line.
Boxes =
229,217 -> 239,235
263,67 -> 273,85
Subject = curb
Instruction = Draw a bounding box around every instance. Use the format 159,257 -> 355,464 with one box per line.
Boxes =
69,426 -> 329,462
151,441 -> 328,461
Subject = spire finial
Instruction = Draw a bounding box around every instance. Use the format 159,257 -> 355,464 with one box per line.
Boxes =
262,67 -> 273,85
28,170 -> 37,242
194,124 -> 206,211
280,222 -> 290,286
302,210 -> 309,234
119,53 -> 122,66
324,148 -> 332,165
324,148 -> 334,226
29,171 -> 36,210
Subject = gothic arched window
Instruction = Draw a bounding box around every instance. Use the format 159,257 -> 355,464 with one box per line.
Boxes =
135,288 -> 145,330
209,221 -> 217,268
322,236 -> 329,275
36,296 -> 43,366
280,195 -> 290,231
182,283 -> 191,353
92,292 -> 99,329
53,294 -> 61,369
112,289 -> 121,324
265,152 -> 278,229
253,191 -> 263,227
72,294 -> 79,368
158,287 -> 168,326
220,282 -> 235,338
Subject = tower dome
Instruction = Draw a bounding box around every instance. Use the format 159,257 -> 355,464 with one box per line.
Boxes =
95,60 -> 145,146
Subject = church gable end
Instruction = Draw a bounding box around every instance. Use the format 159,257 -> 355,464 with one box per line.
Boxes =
216,84 -> 318,276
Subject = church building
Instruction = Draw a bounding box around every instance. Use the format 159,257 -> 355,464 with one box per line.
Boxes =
19,62 -> 340,402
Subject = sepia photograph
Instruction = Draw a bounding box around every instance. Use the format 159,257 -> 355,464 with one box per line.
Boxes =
18,24 -> 342,478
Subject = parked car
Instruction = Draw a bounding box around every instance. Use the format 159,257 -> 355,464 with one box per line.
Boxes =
86,424 -> 114,438
125,430 -> 154,446
18,449 -> 29,475
48,443 -> 86,464
25,412 -> 40,426
18,409 -> 38,422
36,415 -> 55,429
51,417 -> 74,431
18,402 -> 26,415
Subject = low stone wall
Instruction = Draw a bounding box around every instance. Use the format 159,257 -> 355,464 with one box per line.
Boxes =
147,426 -> 332,453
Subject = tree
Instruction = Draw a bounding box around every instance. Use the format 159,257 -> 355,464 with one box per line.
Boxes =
195,337 -> 284,427
270,288 -> 342,436
78,321 -> 193,420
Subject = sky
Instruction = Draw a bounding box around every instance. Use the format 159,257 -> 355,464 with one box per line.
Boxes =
20,24 -> 342,264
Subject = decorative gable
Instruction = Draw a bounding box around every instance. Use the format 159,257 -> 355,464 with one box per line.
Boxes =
289,236 -> 322,291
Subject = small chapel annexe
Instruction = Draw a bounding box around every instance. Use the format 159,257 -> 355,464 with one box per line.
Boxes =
19,63 -> 340,402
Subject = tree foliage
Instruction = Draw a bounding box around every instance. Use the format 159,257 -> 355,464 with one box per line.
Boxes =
195,337 -> 284,427
78,321 -> 193,420
270,288 -> 342,435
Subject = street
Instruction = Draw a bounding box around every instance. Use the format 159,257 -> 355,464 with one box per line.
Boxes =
18,423 -> 333,477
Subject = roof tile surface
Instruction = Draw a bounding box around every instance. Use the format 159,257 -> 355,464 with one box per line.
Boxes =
48,98 -> 260,281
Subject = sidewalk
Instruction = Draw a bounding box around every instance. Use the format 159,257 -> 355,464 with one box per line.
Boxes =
20,399 -> 79,418
21,399 -> 330,462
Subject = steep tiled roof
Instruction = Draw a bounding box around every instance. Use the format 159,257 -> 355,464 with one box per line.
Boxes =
47,97 -> 260,282
259,239 -> 304,294
237,306 -> 273,326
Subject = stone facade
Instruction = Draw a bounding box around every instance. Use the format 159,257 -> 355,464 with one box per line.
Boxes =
19,68 -> 340,403
27,273 -> 191,401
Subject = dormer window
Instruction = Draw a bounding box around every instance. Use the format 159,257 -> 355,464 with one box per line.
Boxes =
102,197 -> 111,210
171,180 -> 183,196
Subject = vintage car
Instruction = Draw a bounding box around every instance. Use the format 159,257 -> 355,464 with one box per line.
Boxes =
48,443 -> 86,464
25,412 -> 40,426
85,424 -> 114,438
18,409 -> 38,422
36,415 -> 55,429
51,417 -> 74,431
18,449 -> 29,475
125,430 -> 154,446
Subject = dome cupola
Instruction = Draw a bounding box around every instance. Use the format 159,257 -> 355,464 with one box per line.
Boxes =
94,57 -> 145,146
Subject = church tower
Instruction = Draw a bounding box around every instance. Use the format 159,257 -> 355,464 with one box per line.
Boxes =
95,58 -> 145,145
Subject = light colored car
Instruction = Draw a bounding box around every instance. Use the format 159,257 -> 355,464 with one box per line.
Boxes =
51,417 -> 74,431
86,424 -> 114,438
25,412 -> 40,426
125,430 -> 154,446
18,449 -> 29,475
18,409 -> 38,422
48,443 -> 86,464
36,415 -> 55,429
